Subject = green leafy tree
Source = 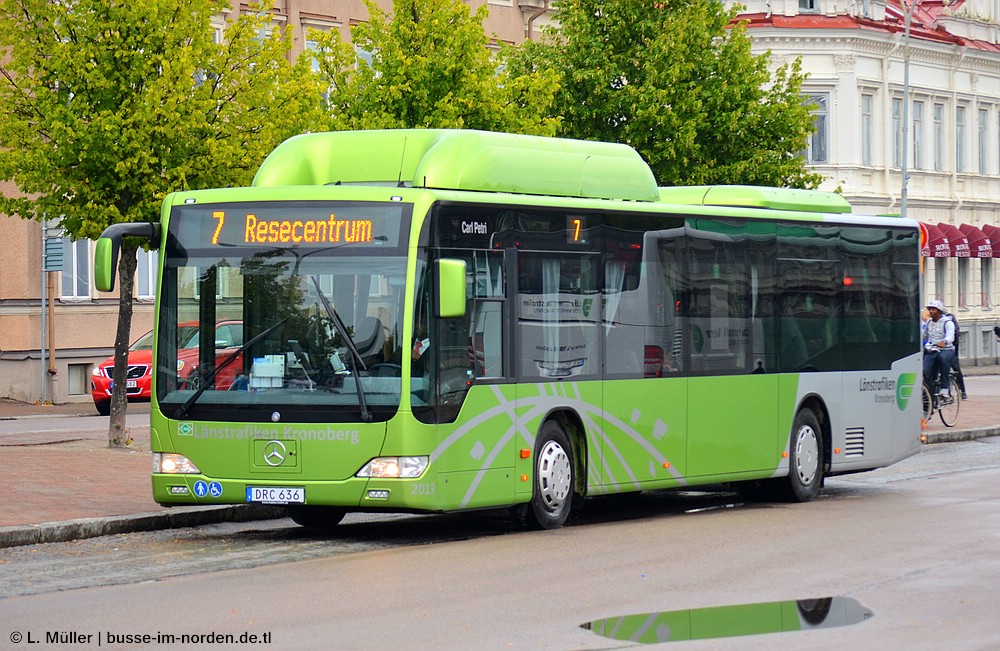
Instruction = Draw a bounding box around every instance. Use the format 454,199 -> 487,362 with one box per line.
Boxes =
0,0 -> 325,445
513,0 -> 823,188
309,0 -> 559,135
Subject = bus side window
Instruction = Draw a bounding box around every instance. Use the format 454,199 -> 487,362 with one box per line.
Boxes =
471,302 -> 503,378
468,249 -> 506,380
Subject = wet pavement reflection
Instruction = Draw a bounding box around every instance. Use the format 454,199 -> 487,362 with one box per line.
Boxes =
582,596 -> 873,645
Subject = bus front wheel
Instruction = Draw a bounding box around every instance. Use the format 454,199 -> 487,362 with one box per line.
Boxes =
287,505 -> 347,529
527,420 -> 575,530
782,408 -> 824,502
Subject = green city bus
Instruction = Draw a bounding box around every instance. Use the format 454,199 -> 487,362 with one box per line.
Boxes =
95,129 -> 923,530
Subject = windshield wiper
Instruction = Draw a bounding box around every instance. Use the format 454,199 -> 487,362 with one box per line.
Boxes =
174,316 -> 291,419
311,276 -> 372,422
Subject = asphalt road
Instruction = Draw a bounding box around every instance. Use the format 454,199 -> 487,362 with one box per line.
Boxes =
2,435 -> 999,650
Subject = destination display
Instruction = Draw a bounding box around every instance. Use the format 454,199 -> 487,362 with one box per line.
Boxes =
432,206 -> 594,249
172,202 -> 406,250
567,215 -> 587,244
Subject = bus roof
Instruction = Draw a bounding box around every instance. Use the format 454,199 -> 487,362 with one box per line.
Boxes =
658,185 -> 853,214
252,129 -> 660,202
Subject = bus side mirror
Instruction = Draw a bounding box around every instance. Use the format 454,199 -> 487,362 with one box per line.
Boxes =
436,259 -> 467,318
94,222 -> 160,292
94,237 -> 117,292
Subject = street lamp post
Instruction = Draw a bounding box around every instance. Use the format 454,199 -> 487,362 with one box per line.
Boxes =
900,0 -> 915,219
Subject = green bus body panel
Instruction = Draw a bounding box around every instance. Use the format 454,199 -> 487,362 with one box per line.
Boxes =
252,129 -> 660,202
659,185 -> 852,214
686,376 -> 782,477
587,601 -> 805,644
151,376 -> 801,510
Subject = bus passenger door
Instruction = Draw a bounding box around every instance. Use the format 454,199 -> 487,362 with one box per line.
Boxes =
513,250 -> 603,496
684,219 -> 778,478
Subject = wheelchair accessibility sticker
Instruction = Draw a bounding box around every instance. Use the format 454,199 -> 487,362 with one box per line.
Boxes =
193,481 -> 223,498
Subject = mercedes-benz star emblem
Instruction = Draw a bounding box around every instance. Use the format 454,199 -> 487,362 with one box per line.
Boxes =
263,440 -> 287,467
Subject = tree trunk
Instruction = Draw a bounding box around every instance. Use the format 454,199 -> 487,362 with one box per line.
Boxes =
108,239 -> 139,448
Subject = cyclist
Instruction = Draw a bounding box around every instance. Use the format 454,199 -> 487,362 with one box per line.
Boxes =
922,299 -> 956,399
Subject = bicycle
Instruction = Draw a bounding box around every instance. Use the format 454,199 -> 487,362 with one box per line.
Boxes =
921,369 -> 960,428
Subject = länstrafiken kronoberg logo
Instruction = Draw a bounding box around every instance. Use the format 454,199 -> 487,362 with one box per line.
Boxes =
896,372 -> 917,411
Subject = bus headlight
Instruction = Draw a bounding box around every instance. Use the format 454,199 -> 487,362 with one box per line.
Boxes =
357,456 -> 428,479
153,452 -> 201,474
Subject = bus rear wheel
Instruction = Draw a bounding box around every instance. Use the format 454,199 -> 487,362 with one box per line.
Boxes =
781,408 -> 824,502
287,505 -> 347,529
527,421 -> 575,530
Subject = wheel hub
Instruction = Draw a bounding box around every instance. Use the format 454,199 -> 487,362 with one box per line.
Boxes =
795,425 -> 819,485
537,440 -> 571,511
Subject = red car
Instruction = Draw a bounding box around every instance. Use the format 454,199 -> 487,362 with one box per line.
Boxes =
91,321 -> 243,415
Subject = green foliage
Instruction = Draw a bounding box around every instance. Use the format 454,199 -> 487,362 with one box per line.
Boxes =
308,0 -> 559,135
0,0 -> 325,239
513,0 -> 823,189
0,0 -> 325,438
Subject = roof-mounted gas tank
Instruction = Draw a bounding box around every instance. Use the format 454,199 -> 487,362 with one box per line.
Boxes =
252,129 -> 660,202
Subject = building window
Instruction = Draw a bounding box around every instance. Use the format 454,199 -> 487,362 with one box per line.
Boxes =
892,98 -> 903,168
982,258 -> 992,309
805,93 -> 828,164
979,107 -> 989,175
136,249 -> 158,299
958,257 -> 969,309
60,238 -> 90,300
933,103 -> 944,172
799,0 -> 818,11
913,100 -> 924,170
304,38 -> 321,73
355,45 -> 374,69
935,258 -> 948,302
68,363 -> 90,395
861,93 -> 874,166
956,105 -> 966,173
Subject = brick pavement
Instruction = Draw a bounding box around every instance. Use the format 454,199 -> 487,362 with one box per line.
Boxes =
1,369 -> 998,548
0,400 -> 276,547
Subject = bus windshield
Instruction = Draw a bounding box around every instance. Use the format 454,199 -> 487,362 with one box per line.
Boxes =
156,201 -> 411,422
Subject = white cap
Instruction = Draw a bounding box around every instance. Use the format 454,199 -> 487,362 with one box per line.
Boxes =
927,299 -> 946,311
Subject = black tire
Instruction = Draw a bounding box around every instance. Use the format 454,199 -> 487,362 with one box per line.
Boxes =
94,401 -> 111,416
286,505 -> 347,529
921,382 -> 933,423
527,420 -> 575,530
797,598 -> 833,625
781,408 -> 824,502
938,376 -> 961,428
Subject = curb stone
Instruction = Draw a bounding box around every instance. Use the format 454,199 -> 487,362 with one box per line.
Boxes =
0,504 -> 285,549
923,425 -> 1000,444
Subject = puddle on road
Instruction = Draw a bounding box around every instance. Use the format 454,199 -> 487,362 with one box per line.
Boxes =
582,596 -> 872,645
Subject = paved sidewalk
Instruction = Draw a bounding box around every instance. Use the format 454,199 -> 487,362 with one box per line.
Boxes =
0,399 -> 278,548
1,370 -> 998,549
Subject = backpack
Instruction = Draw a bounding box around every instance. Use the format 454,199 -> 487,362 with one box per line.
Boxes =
947,312 -> 960,353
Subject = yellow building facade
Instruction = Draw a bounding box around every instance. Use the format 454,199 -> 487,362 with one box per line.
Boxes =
0,0 -> 554,404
